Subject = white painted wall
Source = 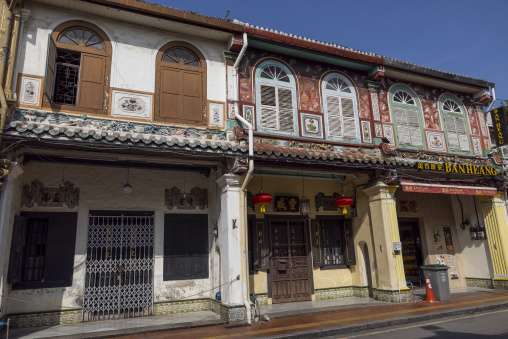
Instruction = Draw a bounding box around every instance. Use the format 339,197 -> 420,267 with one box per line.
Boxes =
5,161 -> 219,315
19,2 -> 227,102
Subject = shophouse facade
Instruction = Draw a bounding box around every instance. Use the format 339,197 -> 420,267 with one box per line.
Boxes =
0,0 -> 507,328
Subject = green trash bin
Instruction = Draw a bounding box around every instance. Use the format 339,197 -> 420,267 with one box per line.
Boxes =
421,264 -> 450,301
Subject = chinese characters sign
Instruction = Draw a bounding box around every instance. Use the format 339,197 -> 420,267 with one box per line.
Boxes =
274,196 -> 300,213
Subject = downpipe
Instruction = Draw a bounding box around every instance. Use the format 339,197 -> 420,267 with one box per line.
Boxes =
0,0 -> 16,143
232,32 -> 253,324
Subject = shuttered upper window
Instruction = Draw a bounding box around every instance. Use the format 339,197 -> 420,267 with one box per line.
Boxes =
155,42 -> 207,125
322,74 -> 358,140
43,21 -> 111,115
441,97 -> 470,153
390,88 -> 423,148
255,62 -> 297,134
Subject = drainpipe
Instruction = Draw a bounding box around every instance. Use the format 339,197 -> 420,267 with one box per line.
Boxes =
0,0 -> 15,143
233,32 -> 253,324
485,87 -> 496,113
4,6 -> 21,101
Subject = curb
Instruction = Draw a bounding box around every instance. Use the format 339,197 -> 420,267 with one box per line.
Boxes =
266,301 -> 508,338
21,318 -> 226,339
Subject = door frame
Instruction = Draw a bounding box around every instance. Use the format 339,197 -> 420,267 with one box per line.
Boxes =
265,215 -> 313,303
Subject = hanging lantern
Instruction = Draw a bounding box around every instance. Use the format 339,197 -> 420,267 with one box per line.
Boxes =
300,196 -> 311,215
252,191 -> 272,213
335,196 -> 353,214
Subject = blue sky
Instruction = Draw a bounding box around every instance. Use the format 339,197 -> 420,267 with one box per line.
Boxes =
161,0 -> 507,108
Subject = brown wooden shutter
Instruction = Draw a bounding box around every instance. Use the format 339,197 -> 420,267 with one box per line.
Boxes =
182,70 -> 203,122
7,216 -> 27,284
43,35 -> 57,102
78,54 -> 106,111
253,219 -> 269,270
311,219 -> 323,267
344,219 -> 356,265
160,68 -> 182,120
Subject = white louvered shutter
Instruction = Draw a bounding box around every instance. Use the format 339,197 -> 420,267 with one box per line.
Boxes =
394,107 -> 410,144
342,97 -> 357,139
407,108 -> 422,146
326,95 -> 342,137
455,117 -> 470,151
278,87 -> 294,133
260,85 -> 277,130
446,116 -> 459,150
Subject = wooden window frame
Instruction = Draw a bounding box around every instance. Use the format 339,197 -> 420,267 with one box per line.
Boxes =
390,86 -> 424,150
255,60 -> 298,136
154,41 -> 207,126
41,21 -> 112,116
316,216 -> 348,270
440,95 -> 472,154
321,73 -> 359,141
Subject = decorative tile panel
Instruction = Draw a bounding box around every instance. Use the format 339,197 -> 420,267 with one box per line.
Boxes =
472,138 -> 482,155
300,113 -> 323,139
8,310 -> 82,328
208,101 -> 225,128
111,89 -> 153,120
426,132 -> 446,151
466,278 -> 494,289
371,92 -> 380,121
374,123 -> 383,137
361,121 -> 372,143
373,289 -> 411,303
484,138 -> 491,151
153,299 -> 210,315
243,105 -> 254,126
19,76 -> 42,107
383,125 -> 394,145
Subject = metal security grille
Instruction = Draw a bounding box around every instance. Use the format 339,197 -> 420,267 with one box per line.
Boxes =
83,214 -> 154,321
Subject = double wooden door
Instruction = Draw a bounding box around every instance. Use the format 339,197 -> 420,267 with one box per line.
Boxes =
269,219 -> 312,303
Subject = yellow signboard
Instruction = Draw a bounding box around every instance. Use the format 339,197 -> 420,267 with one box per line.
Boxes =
416,162 -> 498,176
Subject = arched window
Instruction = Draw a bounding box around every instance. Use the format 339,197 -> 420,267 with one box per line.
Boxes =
43,21 -> 112,115
255,61 -> 297,134
154,42 -> 206,125
440,96 -> 470,152
321,73 -> 358,140
390,87 -> 423,147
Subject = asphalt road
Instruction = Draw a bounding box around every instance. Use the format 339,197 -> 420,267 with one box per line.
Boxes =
325,308 -> 508,339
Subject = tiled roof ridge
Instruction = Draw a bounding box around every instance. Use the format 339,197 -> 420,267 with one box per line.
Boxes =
236,21 -> 492,86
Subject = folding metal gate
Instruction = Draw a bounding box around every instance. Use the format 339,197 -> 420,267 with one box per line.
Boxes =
83,214 -> 154,321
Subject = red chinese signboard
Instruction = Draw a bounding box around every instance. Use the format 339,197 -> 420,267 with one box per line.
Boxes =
400,179 -> 497,196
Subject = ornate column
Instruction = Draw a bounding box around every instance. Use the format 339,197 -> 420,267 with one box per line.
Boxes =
363,180 -> 409,302
215,173 -> 248,322
478,192 -> 508,289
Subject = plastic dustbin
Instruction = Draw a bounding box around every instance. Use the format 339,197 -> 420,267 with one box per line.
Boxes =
421,264 -> 450,301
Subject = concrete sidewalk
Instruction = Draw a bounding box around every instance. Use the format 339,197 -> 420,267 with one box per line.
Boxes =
4,288 -> 508,339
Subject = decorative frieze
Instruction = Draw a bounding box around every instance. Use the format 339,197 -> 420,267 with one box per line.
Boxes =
165,186 -> 208,210
22,180 -> 79,208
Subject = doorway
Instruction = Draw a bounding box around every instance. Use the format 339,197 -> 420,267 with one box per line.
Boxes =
83,211 -> 155,321
398,219 -> 425,286
269,219 -> 312,303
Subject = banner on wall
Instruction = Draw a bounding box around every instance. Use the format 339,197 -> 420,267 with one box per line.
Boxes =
401,180 -> 498,196
489,106 -> 508,146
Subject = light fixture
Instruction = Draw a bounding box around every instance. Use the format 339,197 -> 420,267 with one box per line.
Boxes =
123,166 -> 132,194
252,170 -> 272,213
300,171 -> 310,216
335,196 -> 353,214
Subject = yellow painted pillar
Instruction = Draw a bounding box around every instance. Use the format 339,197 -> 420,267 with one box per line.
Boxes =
363,181 -> 408,300
478,192 -> 508,288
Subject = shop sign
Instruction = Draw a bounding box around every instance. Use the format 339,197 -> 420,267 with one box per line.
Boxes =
490,106 -> 508,146
416,161 -> 498,176
274,196 -> 300,212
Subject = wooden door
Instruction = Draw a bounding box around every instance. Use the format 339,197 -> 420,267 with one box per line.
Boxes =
270,219 -> 311,303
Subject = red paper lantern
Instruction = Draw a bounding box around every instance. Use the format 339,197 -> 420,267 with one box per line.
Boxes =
253,192 -> 272,213
335,196 -> 353,214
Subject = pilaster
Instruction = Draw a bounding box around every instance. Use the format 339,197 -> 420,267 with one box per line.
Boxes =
363,181 -> 408,299
478,192 -> 508,286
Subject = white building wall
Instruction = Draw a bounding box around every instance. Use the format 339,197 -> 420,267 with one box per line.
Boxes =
5,161 -> 218,315
18,2 -> 227,103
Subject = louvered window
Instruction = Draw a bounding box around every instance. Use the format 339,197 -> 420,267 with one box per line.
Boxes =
322,75 -> 358,140
442,99 -> 470,152
256,63 -> 296,134
392,89 -> 422,147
